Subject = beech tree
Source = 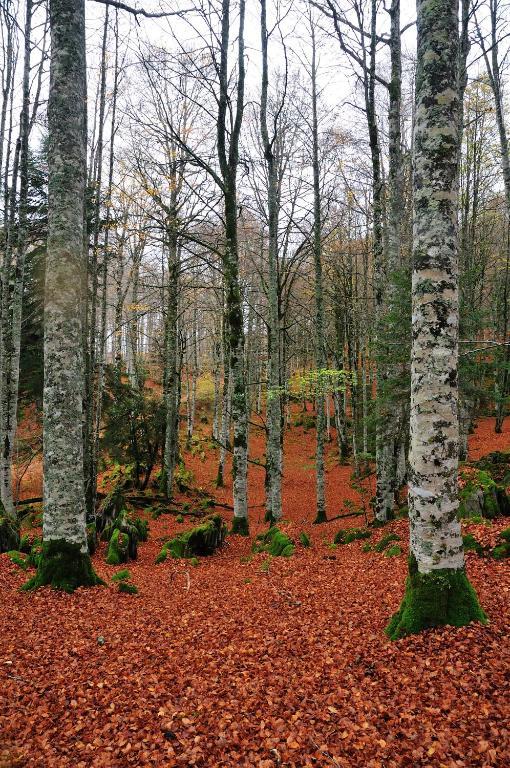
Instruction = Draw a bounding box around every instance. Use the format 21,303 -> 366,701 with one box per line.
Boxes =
386,0 -> 486,638
26,0 -> 101,590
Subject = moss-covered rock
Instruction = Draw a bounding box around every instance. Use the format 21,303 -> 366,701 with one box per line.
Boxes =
334,528 -> 371,545
459,469 -> 510,520
491,528 -> 510,559
474,451 -> 510,484
118,581 -> 138,594
385,555 -> 487,640
106,528 -> 129,565
253,526 -> 295,557
111,568 -> 131,582
0,515 -> 20,554
22,540 -> 104,593
156,514 -> 227,563
299,531 -> 311,548
384,545 -> 402,557
492,543 -> 510,560
374,533 -> 400,553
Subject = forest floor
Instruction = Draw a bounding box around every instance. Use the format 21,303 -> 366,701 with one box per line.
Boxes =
1,411 -> 509,767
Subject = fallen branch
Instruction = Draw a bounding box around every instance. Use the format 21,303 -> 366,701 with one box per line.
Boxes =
15,497 -> 43,507
327,510 -> 365,522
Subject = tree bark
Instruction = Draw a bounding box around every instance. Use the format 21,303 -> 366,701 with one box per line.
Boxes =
387,0 -> 485,639
260,0 -> 282,523
0,0 -> 33,515
310,21 -> 327,525
217,0 -> 249,534
31,0 -> 101,590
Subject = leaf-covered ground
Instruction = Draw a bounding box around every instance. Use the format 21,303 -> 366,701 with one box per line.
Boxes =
1,416 -> 509,767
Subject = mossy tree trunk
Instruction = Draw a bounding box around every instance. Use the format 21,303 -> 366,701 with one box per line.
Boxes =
260,0 -> 282,524
217,0 -> 249,534
33,0 -> 101,590
387,0 -> 485,639
374,0 -> 403,523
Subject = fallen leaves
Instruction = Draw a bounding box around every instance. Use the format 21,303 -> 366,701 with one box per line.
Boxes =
1,415 -> 509,766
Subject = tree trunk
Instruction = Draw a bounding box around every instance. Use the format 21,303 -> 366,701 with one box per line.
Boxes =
163,234 -> 179,499
0,0 -> 33,515
260,0 -> 282,523
310,21 -> 327,525
387,0 -> 485,639
30,0 -> 101,590
373,0 -> 398,523
217,0 -> 248,534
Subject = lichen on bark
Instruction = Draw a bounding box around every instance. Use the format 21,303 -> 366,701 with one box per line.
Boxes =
32,0 -> 99,589
388,0 -> 485,635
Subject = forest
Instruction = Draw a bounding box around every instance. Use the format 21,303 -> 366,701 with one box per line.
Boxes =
0,0 -> 509,765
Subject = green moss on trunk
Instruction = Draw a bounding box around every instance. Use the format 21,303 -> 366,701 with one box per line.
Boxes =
22,540 -> 104,593
385,555 -> 487,640
231,516 -> 249,536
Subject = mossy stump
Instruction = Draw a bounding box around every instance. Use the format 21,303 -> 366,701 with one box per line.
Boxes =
231,516 -> 249,536
96,483 -> 126,534
102,511 -> 143,562
156,514 -> 227,563
385,555 -> 487,640
22,540 -> 104,593
0,515 -> 20,554
106,528 -> 129,565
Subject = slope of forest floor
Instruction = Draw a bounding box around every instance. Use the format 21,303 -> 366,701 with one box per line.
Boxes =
1,415 -> 509,767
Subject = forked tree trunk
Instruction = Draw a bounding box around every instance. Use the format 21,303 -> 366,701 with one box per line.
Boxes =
386,0 -> 485,639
